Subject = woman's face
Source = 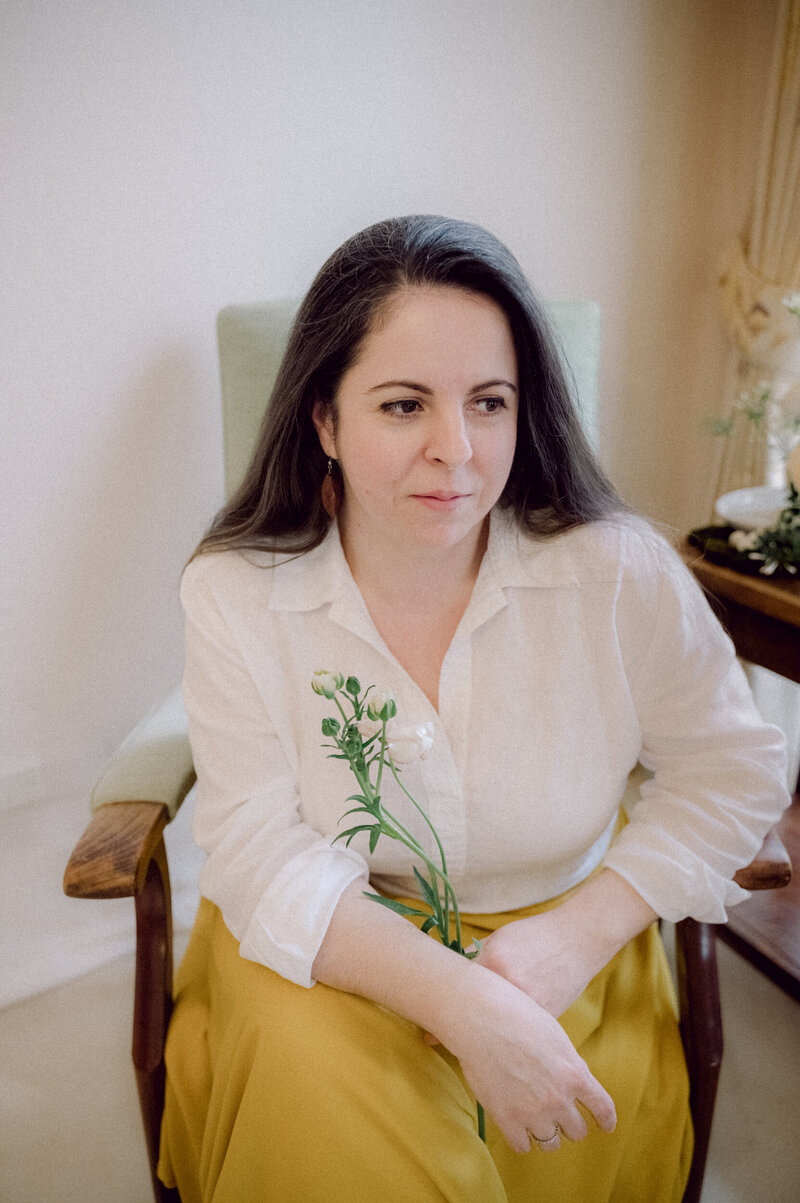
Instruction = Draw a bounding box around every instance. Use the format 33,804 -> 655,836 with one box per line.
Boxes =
313,286 -> 518,557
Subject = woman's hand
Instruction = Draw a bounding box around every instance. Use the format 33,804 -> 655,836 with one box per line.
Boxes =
473,870 -> 659,1019
313,877 -> 623,1155
473,908 -> 597,1018
438,968 -> 617,1154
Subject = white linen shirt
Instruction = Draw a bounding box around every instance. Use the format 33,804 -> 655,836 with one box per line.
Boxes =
181,509 -> 790,988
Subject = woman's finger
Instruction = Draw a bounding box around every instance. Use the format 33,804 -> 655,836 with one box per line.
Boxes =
526,1122 -> 562,1153
554,1103 -> 589,1143
577,1079 -> 617,1133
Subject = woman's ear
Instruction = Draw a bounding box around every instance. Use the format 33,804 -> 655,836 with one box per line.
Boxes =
311,397 -> 336,458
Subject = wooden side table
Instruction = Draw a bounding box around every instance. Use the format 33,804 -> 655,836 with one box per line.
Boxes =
681,541 -> 800,1000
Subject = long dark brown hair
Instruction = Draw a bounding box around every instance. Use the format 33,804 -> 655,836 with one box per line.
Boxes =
194,215 -> 624,557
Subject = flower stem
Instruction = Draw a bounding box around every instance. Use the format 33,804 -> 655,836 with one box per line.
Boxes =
322,684 -> 484,1139
386,760 -> 462,947
374,721 -> 387,795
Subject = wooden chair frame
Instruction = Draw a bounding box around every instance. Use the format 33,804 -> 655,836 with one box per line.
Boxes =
64,798 -> 790,1203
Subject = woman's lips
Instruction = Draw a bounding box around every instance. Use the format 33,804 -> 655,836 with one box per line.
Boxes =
412,492 -> 469,511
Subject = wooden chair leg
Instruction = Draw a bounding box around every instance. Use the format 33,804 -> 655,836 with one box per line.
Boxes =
674,917 -> 723,1203
133,836 -> 181,1203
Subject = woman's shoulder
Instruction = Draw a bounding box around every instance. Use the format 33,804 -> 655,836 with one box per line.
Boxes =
498,510 -> 686,588
180,528 -> 341,615
180,545 -> 292,609
560,514 -> 683,579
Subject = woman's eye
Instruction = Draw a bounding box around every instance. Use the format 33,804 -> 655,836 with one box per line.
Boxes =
476,396 -> 507,413
381,399 -> 420,416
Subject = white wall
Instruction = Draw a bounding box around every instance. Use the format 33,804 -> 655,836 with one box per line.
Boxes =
1,0 -> 779,1004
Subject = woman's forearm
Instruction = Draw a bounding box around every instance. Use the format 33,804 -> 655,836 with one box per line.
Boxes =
311,880 -> 477,1039
310,880 -> 617,1152
554,869 -> 658,970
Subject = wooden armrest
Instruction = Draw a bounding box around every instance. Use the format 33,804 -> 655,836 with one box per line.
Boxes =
733,828 -> 792,891
63,800 -> 170,900
65,799 -> 178,1200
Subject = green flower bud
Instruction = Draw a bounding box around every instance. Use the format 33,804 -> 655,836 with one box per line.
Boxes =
342,727 -> 364,760
321,717 -> 340,737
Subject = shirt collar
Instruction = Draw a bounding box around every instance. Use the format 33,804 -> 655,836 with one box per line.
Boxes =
267,521 -> 352,613
266,507 -> 579,619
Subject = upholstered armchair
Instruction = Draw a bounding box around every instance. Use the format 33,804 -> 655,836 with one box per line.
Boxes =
64,299 -> 791,1203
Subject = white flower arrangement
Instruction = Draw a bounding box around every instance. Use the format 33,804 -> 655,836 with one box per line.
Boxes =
698,293 -> 800,575
706,290 -> 800,468
724,443 -> 800,575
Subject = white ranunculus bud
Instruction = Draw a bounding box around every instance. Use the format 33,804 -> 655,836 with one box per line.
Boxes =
367,689 -> 397,722
311,670 -> 344,699
729,529 -> 761,552
385,719 -> 435,765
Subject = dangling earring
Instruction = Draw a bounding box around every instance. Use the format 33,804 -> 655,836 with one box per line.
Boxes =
321,457 -> 342,518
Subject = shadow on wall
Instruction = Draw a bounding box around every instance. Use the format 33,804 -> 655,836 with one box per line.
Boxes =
33,343 -> 219,797
1,342 -> 216,1007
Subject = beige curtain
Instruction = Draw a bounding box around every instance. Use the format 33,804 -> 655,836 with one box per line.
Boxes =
717,0 -> 800,493
717,2 -> 800,790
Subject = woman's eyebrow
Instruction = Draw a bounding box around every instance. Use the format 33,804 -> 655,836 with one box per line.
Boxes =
469,379 -> 518,394
367,378 -> 517,395
367,379 -> 434,394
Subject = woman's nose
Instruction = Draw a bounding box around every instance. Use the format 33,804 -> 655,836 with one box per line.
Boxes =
424,408 -> 472,467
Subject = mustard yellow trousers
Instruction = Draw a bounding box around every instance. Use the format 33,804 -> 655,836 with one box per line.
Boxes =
159,896 -> 692,1202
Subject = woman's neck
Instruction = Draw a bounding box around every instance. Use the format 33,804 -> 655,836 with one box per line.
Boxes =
337,516 -> 489,710
338,514 -> 488,612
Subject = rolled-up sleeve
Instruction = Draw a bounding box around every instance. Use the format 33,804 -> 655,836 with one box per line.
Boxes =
181,559 -> 368,987
603,541 -> 791,923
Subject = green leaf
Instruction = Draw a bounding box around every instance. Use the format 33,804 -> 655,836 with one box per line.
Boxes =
420,916 -> 438,935
363,893 -> 429,918
413,866 -> 438,911
464,938 -> 482,960
368,827 -> 382,854
340,808 -> 373,823
332,825 -> 374,847
705,417 -> 734,437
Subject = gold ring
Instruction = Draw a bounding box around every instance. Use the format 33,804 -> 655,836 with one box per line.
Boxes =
528,1122 -> 560,1148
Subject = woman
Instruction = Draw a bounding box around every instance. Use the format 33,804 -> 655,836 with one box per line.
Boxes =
159,216 -> 789,1202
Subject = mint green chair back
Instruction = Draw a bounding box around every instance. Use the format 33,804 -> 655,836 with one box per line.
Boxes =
217,298 -> 601,500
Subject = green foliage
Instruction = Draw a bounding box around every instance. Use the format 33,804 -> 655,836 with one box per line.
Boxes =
705,384 -> 769,438
751,484 -> 800,575
704,416 -> 734,437
313,676 -> 471,956
314,673 -> 487,1142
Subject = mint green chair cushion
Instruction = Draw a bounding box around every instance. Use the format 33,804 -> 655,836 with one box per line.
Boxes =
90,685 -> 196,814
